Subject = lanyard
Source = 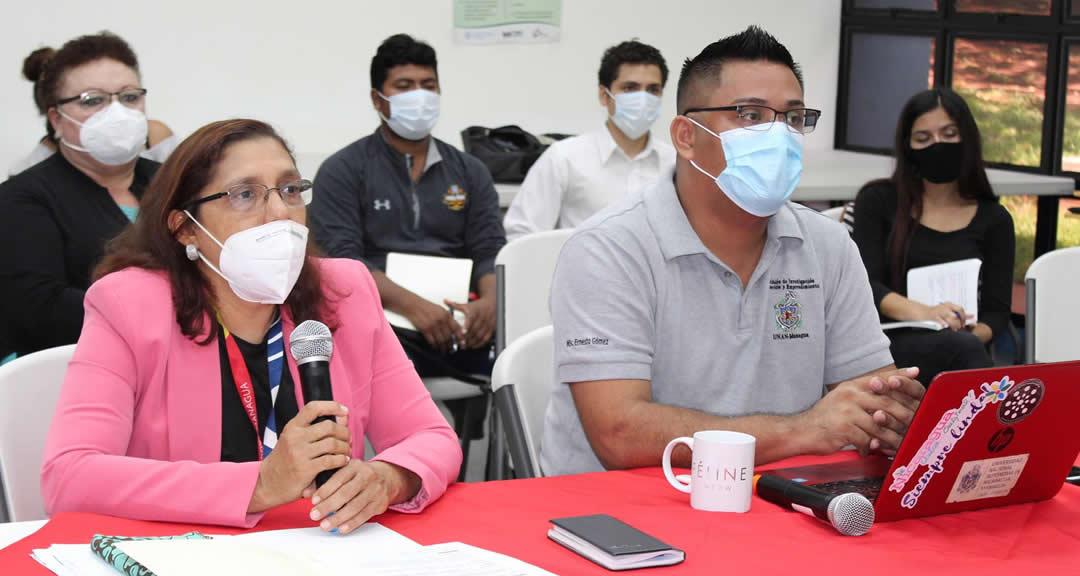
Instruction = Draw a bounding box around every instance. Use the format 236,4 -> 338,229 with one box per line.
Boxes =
221,316 -> 283,461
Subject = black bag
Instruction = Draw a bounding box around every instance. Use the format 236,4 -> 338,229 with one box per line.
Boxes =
461,125 -> 547,183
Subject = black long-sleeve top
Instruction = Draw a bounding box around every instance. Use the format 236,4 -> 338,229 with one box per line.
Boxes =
852,180 -> 1015,340
0,153 -> 158,356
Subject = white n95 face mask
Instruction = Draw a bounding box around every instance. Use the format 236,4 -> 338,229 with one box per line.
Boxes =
606,89 -> 662,140
184,213 -> 309,304
378,89 -> 441,141
58,101 -> 148,166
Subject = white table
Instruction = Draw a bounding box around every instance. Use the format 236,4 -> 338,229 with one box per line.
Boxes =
494,149 -> 1075,208
0,519 -> 46,550
795,149 -> 1074,202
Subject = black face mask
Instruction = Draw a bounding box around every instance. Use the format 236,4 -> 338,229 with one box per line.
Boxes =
908,141 -> 964,184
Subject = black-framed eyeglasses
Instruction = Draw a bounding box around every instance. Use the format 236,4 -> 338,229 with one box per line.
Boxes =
55,88 -> 148,114
684,105 -> 822,134
182,179 -> 313,214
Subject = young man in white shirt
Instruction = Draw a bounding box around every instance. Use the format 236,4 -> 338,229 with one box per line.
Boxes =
503,40 -> 676,241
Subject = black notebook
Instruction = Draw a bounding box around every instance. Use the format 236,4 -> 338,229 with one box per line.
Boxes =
548,514 -> 684,571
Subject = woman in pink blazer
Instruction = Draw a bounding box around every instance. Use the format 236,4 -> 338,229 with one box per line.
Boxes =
41,119 -> 462,531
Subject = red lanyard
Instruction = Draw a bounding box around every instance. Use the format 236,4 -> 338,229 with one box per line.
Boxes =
222,327 -> 264,461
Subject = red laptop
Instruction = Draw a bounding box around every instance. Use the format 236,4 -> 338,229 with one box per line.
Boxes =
763,361 -> 1080,522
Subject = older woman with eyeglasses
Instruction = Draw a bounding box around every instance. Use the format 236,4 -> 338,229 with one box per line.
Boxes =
41,119 -> 462,530
0,32 -> 162,358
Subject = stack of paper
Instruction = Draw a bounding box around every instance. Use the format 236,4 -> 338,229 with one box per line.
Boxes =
905,258 -> 982,325
31,524 -> 554,576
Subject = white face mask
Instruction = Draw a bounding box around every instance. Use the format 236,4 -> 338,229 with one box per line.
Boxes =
377,89 -> 440,141
58,101 -> 148,166
606,88 -> 662,140
185,213 -> 309,304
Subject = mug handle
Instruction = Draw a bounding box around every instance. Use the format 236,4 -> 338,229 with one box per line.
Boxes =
662,437 -> 694,494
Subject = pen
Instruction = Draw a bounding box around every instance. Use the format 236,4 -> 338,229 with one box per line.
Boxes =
448,304 -> 459,354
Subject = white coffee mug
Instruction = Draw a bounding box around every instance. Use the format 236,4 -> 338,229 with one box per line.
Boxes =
662,430 -> 756,512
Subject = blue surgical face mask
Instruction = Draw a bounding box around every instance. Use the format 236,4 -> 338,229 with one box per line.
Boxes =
606,88 -> 662,140
686,118 -> 803,217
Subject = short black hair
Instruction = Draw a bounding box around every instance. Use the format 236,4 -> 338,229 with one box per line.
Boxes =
676,25 -> 802,114
370,34 -> 438,92
598,40 -> 668,88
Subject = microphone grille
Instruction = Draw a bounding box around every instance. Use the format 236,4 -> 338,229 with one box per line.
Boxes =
289,320 -> 333,362
827,493 -> 875,536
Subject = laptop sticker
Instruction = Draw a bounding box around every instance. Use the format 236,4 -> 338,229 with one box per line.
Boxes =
987,427 -> 1015,454
888,376 -> 1015,509
998,378 -> 1044,425
945,454 -> 1030,504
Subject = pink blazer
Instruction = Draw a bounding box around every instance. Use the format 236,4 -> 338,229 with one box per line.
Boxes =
41,258 -> 461,527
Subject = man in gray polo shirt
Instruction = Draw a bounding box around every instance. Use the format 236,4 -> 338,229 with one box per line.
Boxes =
541,26 -> 924,476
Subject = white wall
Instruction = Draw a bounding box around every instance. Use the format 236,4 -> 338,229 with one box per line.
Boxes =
1,0 -> 841,174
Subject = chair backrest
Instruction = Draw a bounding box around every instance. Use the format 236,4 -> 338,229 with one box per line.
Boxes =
1025,246 -> 1080,363
820,206 -> 845,222
494,229 -> 574,354
491,325 -> 554,478
0,344 -> 75,521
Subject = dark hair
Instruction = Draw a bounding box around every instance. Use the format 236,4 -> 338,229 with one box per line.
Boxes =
94,119 -> 336,344
370,34 -> 437,92
883,87 -> 996,291
598,40 -> 669,89
676,25 -> 803,114
22,31 -> 140,139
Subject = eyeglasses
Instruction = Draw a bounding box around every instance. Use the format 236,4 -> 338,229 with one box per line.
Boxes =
683,105 -> 822,134
55,88 -> 148,113
183,179 -> 313,214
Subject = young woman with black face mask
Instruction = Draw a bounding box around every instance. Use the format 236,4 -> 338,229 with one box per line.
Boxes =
852,87 -> 1015,387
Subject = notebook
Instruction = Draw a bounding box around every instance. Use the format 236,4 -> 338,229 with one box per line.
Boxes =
383,252 -> 472,331
548,514 -> 684,571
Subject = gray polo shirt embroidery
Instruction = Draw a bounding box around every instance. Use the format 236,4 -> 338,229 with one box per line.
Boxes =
540,167 -> 893,476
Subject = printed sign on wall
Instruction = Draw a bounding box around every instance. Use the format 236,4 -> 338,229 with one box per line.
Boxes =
455,0 -> 562,44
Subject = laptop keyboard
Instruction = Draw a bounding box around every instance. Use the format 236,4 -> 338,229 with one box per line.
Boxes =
812,478 -> 884,502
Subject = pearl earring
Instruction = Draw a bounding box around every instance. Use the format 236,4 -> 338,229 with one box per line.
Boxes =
185,244 -> 199,261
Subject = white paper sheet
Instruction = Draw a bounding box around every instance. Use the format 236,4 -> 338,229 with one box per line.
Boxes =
115,539 -> 322,576
30,523 -> 421,576
229,525 -> 421,570
32,544 -> 114,576
348,542 -> 556,576
906,258 -> 982,325
383,252 -> 473,331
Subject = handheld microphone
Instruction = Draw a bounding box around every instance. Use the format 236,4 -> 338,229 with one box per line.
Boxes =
289,320 -> 340,488
755,474 -> 875,536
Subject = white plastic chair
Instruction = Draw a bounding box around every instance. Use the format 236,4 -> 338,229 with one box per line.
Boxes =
0,345 -> 75,522
820,206 -> 845,222
491,325 -> 554,479
488,230 -> 573,478
494,229 -> 574,354
1025,246 -> 1080,363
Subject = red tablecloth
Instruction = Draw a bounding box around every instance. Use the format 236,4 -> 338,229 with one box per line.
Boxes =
3,452 -> 1079,575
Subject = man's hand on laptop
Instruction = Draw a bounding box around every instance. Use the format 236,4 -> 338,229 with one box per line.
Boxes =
445,296 -> 495,349
866,367 -> 925,454
406,296 -> 466,355
800,366 -> 924,456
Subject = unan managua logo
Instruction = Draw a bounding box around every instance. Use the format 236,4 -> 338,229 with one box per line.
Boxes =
774,291 -> 802,331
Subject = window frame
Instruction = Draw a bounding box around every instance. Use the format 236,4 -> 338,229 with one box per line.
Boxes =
838,0 -> 1075,181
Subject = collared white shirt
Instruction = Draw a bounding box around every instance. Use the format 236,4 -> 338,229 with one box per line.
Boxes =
503,124 -> 675,241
